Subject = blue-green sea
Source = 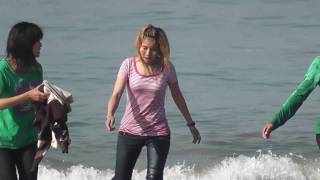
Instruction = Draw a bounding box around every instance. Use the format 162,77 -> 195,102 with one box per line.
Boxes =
1,0 -> 320,179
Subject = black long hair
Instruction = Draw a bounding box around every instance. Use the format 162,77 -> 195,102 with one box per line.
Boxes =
6,22 -> 43,71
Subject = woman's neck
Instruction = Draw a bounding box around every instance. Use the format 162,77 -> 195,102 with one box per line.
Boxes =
136,57 -> 163,75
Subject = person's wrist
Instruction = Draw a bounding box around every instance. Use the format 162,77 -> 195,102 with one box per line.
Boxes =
25,90 -> 32,101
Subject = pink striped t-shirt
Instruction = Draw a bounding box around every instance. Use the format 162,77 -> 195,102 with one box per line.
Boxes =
117,57 -> 177,136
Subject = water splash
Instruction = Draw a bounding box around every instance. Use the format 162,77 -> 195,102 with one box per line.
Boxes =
205,153 -> 320,180
38,153 -> 320,180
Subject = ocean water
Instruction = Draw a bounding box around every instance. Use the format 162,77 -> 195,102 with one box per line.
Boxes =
1,0 -> 320,179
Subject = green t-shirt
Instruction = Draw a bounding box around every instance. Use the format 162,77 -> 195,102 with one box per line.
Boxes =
0,59 -> 43,148
271,56 -> 320,134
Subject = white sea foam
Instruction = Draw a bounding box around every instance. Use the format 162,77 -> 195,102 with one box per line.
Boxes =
38,153 -> 320,180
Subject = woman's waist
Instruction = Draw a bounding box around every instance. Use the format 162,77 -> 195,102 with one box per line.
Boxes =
118,131 -> 170,138
118,123 -> 170,137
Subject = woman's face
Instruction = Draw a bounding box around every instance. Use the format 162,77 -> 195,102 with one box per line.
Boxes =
139,38 -> 161,65
32,41 -> 42,58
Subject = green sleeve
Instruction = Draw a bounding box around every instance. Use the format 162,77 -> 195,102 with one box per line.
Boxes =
271,57 -> 320,129
0,64 -> 6,96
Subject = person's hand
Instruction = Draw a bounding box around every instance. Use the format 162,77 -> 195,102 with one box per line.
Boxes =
262,123 -> 274,139
28,87 -> 49,102
105,115 -> 115,131
189,126 -> 201,144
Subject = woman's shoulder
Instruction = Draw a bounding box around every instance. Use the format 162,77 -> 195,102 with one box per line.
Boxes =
307,56 -> 320,69
168,61 -> 175,68
33,62 -> 43,73
118,57 -> 136,74
165,61 -> 176,72
121,56 -> 135,64
312,56 -> 320,63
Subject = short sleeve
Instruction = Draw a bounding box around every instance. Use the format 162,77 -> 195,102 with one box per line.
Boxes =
0,62 -> 7,96
168,63 -> 178,84
0,72 -> 5,96
117,58 -> 131,80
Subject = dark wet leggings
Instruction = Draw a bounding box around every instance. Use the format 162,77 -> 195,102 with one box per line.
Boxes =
0,143 -> 37,180
112,132 -> 170,180
316,134 -> 320,149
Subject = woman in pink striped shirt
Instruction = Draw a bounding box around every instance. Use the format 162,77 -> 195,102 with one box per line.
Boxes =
105,24 -> 201,180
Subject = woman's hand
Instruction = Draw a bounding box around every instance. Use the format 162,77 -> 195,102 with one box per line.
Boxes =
262,123 -> 274,139
105,115 -> 116,131
189,126 -> 201,144
28,87 -> 49,102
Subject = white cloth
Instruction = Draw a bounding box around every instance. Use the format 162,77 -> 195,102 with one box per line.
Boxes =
42,80 -> 73,112
40,80 -> 73,149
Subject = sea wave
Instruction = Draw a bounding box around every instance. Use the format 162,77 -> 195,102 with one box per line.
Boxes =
38,152 -> 320,180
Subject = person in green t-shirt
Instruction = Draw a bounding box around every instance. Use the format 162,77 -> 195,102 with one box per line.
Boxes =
0,22 -> 49,180
262,56 -> 320,149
